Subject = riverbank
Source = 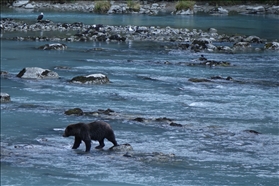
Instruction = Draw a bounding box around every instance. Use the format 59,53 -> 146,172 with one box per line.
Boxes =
1,17 -> 279,53
5,0 -> 279,15
1,1 -> 279,53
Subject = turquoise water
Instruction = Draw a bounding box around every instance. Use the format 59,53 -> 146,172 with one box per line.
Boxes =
1,9 -> 279,186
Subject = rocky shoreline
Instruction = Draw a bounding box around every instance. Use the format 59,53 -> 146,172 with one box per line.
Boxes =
1,1 -> 279,51
1,17 -> 279,53
5,0 -> 279,15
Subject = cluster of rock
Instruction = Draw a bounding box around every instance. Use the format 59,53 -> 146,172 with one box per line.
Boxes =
108,2 -> 166,15
63,107 -> 263,139
195,4 -> 279,15
10,0 -> 95,12
14,66 -> 109,85
9,0 -> 167,15
7,1 -> 279,15
64,107 -> 179,126
1,18 -> 279,52
1,66 -> 110,104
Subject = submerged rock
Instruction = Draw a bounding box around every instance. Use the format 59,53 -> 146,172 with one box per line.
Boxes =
0,92 -> 11,103
188,78 -> 211,83
70,74 -> 110,84
135,152 -> 176,162
16,67 -> 59,79
243,130 -> 262,135
170,122 -> 183,127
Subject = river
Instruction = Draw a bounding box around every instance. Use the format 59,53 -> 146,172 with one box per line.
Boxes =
1,8 -> 279,186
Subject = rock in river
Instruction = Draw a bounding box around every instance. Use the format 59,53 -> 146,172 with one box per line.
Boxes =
38,43 -> 67,50
70,74 -> 110,84
16,67 -> 59,79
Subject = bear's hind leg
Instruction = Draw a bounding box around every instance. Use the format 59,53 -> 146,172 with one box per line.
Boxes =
107,134 -> 119,147
95,139 -> 105,149
72,136 -> 82,149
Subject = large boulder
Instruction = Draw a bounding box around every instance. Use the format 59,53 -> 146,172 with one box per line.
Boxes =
70,74 -> 110,84
38,43 -> 67,50
0,93 -> 11,103
16,67 -> 59,79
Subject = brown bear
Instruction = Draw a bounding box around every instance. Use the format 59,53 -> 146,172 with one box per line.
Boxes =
63,120 -> 118,152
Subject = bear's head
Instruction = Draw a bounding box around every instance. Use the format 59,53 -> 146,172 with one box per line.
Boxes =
63,125 -> 75,137
63,123 -> 85,137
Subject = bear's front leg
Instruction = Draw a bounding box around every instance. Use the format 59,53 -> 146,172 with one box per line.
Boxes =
72,136 -> 82,149
84,140 -> 91,152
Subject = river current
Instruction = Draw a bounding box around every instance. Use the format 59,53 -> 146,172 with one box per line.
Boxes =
1,8 -> 279,186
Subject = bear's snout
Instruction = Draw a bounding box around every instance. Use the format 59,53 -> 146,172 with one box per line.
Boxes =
63,133 -> 68,137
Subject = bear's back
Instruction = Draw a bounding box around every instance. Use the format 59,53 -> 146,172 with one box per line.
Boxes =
87,121 -> 113,140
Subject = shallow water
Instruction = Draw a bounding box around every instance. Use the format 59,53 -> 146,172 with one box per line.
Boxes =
1,9 -> 279,186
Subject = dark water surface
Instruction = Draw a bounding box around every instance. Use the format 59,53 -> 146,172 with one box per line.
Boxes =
1,8 -> 279,186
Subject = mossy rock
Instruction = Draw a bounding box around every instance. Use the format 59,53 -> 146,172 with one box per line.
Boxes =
64,108 -> 84,116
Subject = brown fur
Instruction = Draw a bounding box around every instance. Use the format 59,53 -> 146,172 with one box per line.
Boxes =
63,120 -> 118,152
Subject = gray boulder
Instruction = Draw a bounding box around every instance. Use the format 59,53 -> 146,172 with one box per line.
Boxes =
16,67 -> 59,79
0,93 -> 11,103
70,74 -> 110,84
